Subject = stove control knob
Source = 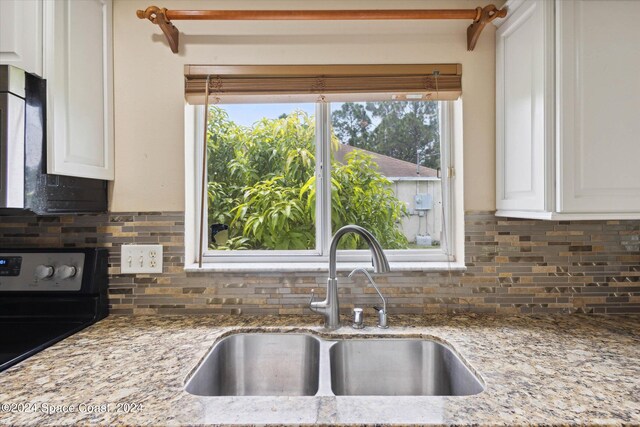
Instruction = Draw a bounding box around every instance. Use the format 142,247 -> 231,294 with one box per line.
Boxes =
35,265 -> 55,280
55,265 -> 77,280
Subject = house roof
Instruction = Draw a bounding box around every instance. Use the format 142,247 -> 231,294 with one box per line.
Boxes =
334,144 -> 438,178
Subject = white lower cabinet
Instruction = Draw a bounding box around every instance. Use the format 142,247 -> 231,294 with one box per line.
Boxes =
495,0 -> 640,220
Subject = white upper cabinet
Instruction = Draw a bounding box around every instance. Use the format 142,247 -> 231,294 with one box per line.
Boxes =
556,0 -> 640,213
44,0 -> 114,180
496,0 -> 552,214
0,0 -> 43,76
495,0 -> 640,219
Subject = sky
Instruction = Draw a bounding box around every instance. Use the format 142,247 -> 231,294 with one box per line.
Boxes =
221,103 -> 316,127
219,102 -> 381,129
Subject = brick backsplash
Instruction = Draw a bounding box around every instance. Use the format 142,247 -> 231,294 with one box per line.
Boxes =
0,211 -> 638,315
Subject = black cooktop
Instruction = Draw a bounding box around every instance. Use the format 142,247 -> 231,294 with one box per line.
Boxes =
0,248 -> 109,372
0,320 -> 87,371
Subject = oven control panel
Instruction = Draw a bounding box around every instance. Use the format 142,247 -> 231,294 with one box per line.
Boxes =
0,252 -> 85,291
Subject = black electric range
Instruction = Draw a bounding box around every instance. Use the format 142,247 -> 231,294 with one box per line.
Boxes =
0,248 -> 109,372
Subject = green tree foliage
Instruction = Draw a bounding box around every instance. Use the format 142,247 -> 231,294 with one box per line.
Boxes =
329,150 -> 408,249
331,103 -> 372,149
206,106 -> 408,251
331,101 -> 440,169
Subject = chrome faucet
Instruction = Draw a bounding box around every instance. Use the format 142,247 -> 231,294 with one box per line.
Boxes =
309,225 -> 390,330
348,267 -> 388,328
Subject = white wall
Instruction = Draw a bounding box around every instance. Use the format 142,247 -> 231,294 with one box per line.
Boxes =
112,0 -> 501,212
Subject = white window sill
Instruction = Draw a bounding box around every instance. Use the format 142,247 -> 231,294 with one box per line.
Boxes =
184,262 -> 466,273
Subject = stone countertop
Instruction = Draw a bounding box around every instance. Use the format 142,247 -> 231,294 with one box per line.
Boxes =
0,314 -> 639,426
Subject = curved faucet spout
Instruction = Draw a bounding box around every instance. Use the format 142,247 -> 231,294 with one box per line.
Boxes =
329,225 -> 390,280
309,224 -> 390,330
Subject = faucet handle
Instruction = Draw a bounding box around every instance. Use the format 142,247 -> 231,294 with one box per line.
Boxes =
309,288 -> 325,314
309,289 -> 319,310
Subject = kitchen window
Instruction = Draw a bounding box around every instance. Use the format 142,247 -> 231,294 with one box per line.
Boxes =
184,65 -> 464,271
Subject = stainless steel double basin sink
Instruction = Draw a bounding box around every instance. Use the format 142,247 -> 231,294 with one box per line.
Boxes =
185,333 -> 484,397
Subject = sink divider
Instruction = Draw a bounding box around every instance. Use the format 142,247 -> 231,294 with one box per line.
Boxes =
316,339 -> 337,397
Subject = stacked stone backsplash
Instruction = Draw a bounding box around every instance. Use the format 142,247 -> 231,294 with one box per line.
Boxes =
0,211 -> 638,315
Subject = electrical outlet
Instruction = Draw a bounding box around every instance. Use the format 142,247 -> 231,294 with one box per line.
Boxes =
121,245 -> 163,274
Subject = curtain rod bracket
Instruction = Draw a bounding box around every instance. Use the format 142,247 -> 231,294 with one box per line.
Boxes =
467,5 -> 506,51
137,6 -> 179,53
136,5 -> 507,54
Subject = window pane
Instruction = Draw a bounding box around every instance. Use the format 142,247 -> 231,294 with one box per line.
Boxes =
330,101 -> 442,250
206,103 -> 317,250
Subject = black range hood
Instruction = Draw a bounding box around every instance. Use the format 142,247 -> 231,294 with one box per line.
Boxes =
0,65 -> 107,215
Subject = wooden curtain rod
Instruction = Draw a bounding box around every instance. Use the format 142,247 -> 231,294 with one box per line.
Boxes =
136,5 -> 507,54
166,10 -> 484,21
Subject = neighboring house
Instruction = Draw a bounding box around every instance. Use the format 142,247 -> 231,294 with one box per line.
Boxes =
334,144 -> 438,178
334,144 -> 442,246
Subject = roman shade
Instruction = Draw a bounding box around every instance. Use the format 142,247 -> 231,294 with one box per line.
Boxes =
184,64 -> 462,104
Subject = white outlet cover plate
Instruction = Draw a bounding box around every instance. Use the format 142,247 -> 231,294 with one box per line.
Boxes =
121,244 -> 163,274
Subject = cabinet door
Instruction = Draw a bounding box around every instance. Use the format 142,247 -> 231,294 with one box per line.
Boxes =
0,0 -> 43,76
495,0 -> 553,213
44,0 -> 114,180
557,0 -> 640,212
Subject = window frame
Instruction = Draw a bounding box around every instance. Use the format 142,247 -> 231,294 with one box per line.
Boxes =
184,99 -> 465,272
